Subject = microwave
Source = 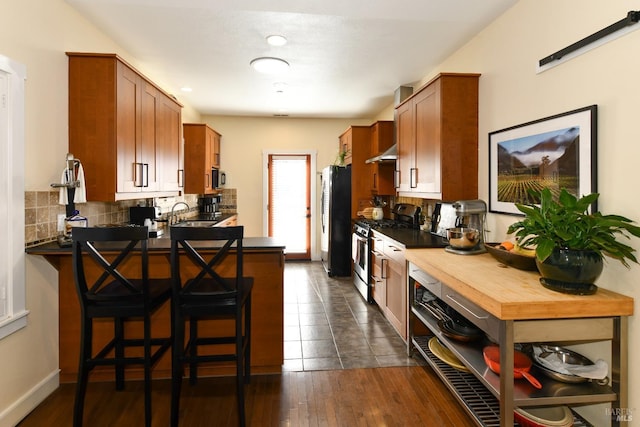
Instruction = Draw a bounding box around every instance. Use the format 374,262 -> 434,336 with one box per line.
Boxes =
211,168 -> 226,189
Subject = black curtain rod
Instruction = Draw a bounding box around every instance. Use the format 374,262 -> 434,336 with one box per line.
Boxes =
539,10 -> 640,67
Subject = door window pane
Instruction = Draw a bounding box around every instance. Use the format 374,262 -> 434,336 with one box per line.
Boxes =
270,155 -> 308,254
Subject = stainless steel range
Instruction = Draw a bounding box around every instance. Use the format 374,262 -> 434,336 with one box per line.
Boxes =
352,221 -> 372,302
352,203 -> 422,303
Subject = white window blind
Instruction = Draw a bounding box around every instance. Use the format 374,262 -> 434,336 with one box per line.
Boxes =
0,69 -> 7,319
0,54 -> 28,339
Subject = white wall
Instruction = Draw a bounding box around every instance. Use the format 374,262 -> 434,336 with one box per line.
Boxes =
428,0 -> 640,423
202,116 -> 372,253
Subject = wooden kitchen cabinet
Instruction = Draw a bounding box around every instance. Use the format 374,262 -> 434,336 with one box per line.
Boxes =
369,121 -> 395,195
338,129 -> 353,165
340,126 -> 372,217
396,73 -> 480,200
371,230 -> 407,340
67,53 -> 183,201
214,214 -> 237,227
183,123 -> 222,194
157,94 -> 184,192
383,237 -> 407,340
370,233 -> 386,308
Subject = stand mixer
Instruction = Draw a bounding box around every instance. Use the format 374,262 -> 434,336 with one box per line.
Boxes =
445,199 -> 488,255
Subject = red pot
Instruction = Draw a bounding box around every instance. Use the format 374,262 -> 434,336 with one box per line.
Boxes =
483,345 -> 542,389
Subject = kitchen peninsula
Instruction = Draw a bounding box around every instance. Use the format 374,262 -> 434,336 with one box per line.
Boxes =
27,232 -> 285,382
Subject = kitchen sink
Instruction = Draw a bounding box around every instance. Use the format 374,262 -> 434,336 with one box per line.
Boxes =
172,220 -> 218,227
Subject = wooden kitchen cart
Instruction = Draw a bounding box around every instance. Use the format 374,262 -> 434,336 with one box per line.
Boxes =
405,249 -> 632,427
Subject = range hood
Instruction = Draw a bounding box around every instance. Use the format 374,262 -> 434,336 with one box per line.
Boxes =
365,86 -> 411,164
365,144 -> 397,164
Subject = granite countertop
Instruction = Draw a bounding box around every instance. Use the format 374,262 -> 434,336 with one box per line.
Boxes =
371,227 -> 449,249
27,236 -> 285,254
26,214 -> 285,254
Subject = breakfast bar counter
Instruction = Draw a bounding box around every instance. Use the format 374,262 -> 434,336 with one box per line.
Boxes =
27,235 -> 285,382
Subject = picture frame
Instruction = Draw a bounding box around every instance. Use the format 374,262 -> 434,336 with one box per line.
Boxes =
488,105 -> 597,215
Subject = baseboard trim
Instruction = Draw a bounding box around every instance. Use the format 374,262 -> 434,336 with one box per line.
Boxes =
0,369 -> 59,427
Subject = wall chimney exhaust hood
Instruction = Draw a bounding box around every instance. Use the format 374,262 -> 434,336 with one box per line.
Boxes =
366,86 -> 412,164
365,144 -> 397,164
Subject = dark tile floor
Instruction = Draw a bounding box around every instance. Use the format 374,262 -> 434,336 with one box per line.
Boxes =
282,261 -> 423,371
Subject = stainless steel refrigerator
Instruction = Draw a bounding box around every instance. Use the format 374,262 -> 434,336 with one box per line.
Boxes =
320,165 -> 351,276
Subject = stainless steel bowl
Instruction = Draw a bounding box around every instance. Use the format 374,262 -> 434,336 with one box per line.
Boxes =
530,344 -> 609,385
447,227 -> 480,249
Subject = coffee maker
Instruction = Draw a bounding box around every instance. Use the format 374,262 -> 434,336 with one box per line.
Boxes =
198,195 -> 221,217
447,199 -> 487,255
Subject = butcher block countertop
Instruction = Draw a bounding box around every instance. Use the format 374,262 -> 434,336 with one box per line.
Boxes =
405,248 -> 634,321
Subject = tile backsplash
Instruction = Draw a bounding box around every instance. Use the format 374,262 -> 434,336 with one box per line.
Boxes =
25,189 -> 238,247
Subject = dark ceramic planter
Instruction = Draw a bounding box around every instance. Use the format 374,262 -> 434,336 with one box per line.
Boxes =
535,248 -> 603,295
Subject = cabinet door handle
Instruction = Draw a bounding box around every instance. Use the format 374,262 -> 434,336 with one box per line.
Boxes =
445,294 -> 489,320
381,258 -> 387,279
134,162 -> 144,187
388,245 -> 402,252
205,173 -> 210,188
373,172 -> 377,189
394,170 -> 400,188
410,168 -> 417,188
143,163 -> 149,187
178,169 -> 184,187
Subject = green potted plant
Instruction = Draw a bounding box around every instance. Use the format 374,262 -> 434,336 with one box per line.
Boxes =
335,148 -> 349,166
507,188 -> 640,295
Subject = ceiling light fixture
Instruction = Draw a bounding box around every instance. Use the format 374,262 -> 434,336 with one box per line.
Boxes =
180,86 -> 193,92
266,35 -> 287,46
250,57 -> 290,74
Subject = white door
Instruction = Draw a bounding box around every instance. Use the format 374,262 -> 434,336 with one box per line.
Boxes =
268,154 -> 311,260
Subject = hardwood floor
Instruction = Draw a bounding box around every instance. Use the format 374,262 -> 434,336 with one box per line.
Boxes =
18,367 -> 475,426
18,262 -> 476,426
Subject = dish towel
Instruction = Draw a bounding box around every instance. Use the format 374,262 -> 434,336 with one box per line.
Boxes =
352,233 -> 359,261
74,162 -> 87,203
533,345 -> 608,379
58,162 -> 87,205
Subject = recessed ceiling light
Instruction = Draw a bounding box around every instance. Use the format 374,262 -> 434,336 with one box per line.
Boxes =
250,57 -> 290,74
266,35 -> 287,46
180,87 -> 193,92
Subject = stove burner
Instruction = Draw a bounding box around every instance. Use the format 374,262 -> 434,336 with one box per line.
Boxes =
355,218 -> 415,230
355,203 -> 422,233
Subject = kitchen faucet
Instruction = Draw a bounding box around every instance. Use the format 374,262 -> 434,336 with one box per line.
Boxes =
170,202 -> 190,224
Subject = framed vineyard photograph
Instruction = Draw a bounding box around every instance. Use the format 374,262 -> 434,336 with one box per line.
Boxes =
488,105 -> 597,215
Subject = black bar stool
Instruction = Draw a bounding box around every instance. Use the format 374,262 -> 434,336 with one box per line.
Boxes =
170,225 -> 253,426
71,226 -> 172,427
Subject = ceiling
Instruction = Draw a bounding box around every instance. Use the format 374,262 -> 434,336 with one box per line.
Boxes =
66,0 -> 517,119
